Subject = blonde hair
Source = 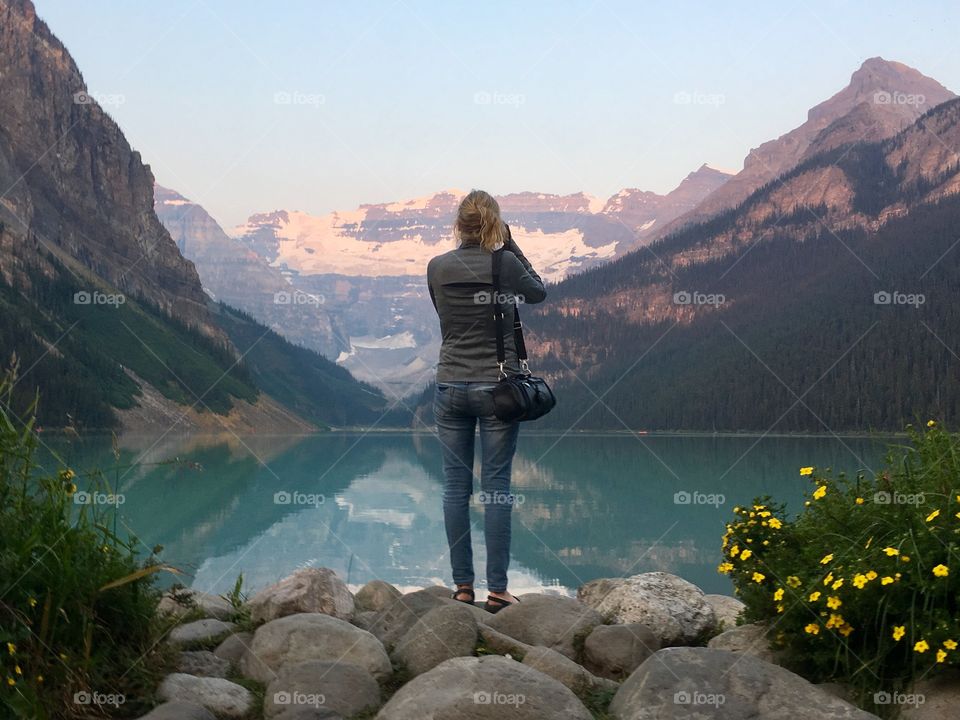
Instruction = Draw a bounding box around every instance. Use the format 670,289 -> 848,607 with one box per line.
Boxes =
454,189 -> 506,252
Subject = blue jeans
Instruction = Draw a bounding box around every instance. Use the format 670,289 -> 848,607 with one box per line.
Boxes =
434,381 -> 520,593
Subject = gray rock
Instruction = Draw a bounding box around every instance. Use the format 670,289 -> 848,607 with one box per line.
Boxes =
584,572 -> 716,646
248,568 -> 354,623
375,655 -> 593,719
240,612 -> 391,684
901,669 -> 960,719
707,622 -> 780,664
134,701 -> 216,720
577,577 -> 626,611
213,631 -> 253,667
157,673 -> 254,718
609,647 -> 879,719
274,709 -> 343,720
704,593 -> 746,631
167,619 -> 237,647
354,580 -> 402,612
521,645 -> 618,695
177,650 -> 230,678
157,590 -> 236,621
477,623 -> 532,658
392,603 -> 478,676
485,594 -> 603,661
421,585 -> 455,599
583,623 -> 660,680
264,660 -> 380,718
351,610 -> 379,632
364,589 -> 448,649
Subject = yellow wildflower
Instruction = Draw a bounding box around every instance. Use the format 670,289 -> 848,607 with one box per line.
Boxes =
933,564 -> 949,577
901,555 -> 911,562
831,578 -> 844,590
768,517 -> 782,529
855,497 -> 864,505
808,591 -> 822,602
740,549 -> 753,561
865,570 -> 878,581
826,596 -> 842,609
927,509 -> 941,523
823,572 -> 834,586
786,576 -> 801,588
752,572 -> 765,584
13,666 -> 21,676
937,649 -> 947,663
804,623 -> 820,635
839,623 -> 854,637
5,643 -> 13,656
944,639 -> 958,650
893,625 -> 906,641
820,553 -> 834,565
881,576 -> 894,585
915,640 -> 930,653
717,562 -> 734,574
730,545 -> 740,557
852,574 -> 868,589
882,547 -> 899,556
928,420 -> 936,427
6,678 -> 13,687
813,485 -> 827,500
800,466 -> 814,476
826,614 -> 845,629
773,588 -> 784,601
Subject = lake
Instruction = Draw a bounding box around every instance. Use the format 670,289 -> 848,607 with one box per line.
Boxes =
37,432 -> 891,598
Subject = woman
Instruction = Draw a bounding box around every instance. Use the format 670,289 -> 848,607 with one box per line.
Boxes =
427,189 -> 547,613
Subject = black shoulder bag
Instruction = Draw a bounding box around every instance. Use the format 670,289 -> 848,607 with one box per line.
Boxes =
490,248 -> 556,422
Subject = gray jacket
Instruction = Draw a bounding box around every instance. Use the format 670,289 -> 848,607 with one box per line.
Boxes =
427,239 -> 547,382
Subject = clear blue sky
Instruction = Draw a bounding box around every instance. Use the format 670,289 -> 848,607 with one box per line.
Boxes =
35,0 -> 960,229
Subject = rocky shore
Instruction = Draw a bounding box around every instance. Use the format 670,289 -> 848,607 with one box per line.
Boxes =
133,568 -> 952,719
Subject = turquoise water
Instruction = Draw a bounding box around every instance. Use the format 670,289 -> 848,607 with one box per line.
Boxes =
37,432 -> 890,598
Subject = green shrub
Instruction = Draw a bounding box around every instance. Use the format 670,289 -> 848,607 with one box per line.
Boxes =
0,367 -> 175,718
720,421 -> 960,712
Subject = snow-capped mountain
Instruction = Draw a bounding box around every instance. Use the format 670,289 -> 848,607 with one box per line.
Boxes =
156,171 -> 730,395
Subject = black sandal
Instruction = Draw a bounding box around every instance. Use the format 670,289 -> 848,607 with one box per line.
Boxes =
484,594 -> 520,614
451,585 -> 475,604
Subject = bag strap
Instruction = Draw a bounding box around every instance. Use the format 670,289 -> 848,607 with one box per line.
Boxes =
492,248 -> 530,378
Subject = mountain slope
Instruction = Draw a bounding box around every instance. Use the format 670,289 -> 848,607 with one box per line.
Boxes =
0,0 -> 390,430
0,0 -> 212,333
650,57 -> 955,242
529,98 -> 960,431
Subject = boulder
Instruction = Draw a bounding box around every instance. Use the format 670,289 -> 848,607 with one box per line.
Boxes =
577,577 -> 625,610
354,580 -> 402,612
274,709 -> 343,720
134,702 -> 216,720
707,622 -> 780,664
485,594 -> 603,660
240,612 -> 391,683
521,645 -> 617,695
704,594 -> 746,631
477,623 -> 532,658
157,673 -> 254,719
392,603 -> 478,676
177,650 -> 230,678
364,589 -> 448,649
375,655 -> 593,719
583,572 -> 715,646
213,632 -> 253,667
167,619 -> 236,647
157,589 -> 236,621
583,623 -> 660,680
901,668 -> 960,719
609,647 -> 879,719
264,660 -> 380,718
248,568 -> 354,623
